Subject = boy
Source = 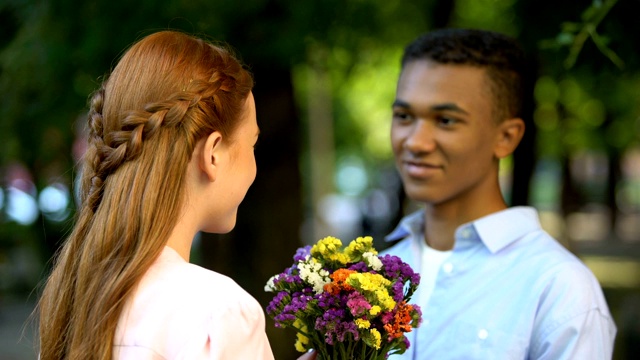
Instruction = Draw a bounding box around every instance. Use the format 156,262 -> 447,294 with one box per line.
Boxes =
384,28 -> 616,359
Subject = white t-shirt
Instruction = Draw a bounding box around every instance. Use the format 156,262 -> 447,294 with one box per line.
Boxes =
418,237 -> 452,307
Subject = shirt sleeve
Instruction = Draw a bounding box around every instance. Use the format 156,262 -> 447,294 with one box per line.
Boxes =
178,294 -> 275,360
208,298 -> 274,360
530,263 -> 616,360
533,308 -> 615,360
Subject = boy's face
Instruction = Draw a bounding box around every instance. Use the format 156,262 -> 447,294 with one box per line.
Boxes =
391,60 -> 504,207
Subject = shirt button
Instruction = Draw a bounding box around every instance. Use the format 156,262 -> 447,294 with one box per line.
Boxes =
442,262 -> 453,274
461,228 -> 472,238
478,329 -> 489,340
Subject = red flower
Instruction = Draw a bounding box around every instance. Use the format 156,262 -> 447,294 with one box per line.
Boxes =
383,301 -> 415,340
324,268 -> 356,295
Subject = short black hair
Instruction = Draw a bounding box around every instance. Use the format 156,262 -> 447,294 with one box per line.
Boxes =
402,28 -> 526,121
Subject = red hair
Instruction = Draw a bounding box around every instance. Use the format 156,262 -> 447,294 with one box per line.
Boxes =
38,31 -> 253,360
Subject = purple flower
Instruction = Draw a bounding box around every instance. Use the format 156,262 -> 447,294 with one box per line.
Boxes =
322,307 -> 346,323
316,291 -> 343,309
268,290 -> 318,328
380,254 -> 420,286
284,292 -> 313,313
412,304 -> 423,326
315,308 -> 345,340
380,311 -> 394,325
293,245 -> 312,262
314,308 -> 359,345
267,291 -> 289,315
334,320 -> 359,342
348,261 -> 370,272
273,313 -> 296,327
391,281 -> 405,302
272,269 -> 303,289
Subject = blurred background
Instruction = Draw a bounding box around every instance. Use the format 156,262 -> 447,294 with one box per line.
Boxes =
0,0 -> 639,359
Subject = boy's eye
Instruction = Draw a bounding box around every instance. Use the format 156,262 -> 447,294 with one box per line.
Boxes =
437,116 -> 457,126
392,110 -> 412,121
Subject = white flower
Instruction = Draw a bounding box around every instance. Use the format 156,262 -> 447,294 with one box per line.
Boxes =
363,252 -> 383,271
298,259 -> 330,294
264,274 -> 279,292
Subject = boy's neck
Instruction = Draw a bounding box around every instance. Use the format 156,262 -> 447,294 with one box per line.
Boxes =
422,195 -> 507,251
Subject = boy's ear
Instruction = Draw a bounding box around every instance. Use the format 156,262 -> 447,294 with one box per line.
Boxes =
494,118 -> 525,159
199,131 -> 224,182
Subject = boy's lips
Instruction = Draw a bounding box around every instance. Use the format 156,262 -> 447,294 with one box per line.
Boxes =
402,160 -> 442,178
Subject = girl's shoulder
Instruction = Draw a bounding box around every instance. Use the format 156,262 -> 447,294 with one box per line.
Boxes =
137,246 -> 259,313
114,247 -> 267,359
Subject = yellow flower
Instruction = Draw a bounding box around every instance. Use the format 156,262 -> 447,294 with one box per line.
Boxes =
311,236 -> 349,265
312,236 -> 342,255
293,318 -> 307,332
364,328 -> 382,350
374,288 -> 397,311
370,305 -> 381,316
331,252 -> 350,265
348,273 -> 397,311
293,318 -> 309,352
295,335 -> 308,352
355,318 -> 371,329
348,272 -> 390,290
344,236 -> 377,261
371,328 -> 382,349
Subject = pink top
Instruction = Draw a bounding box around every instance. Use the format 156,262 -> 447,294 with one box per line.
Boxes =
113,246 -> 274,360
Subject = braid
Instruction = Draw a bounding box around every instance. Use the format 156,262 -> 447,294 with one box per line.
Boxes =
84,86 -> 106,213
83,77 -> 229,212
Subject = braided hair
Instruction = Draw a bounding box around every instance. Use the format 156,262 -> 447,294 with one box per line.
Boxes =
38,31 -> 253,360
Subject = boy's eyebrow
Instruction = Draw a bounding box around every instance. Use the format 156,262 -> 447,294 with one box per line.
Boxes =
431,103 -> 469,115
392,99 -> 410,108
392,99 -> 469,115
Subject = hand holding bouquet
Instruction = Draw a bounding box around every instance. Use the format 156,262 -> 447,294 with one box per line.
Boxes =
265,236 -> 422,359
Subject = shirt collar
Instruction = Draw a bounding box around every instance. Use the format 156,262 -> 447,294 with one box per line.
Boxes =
385,209 -> 424,242
471,206 -> 541,253
385,206 -> 542,254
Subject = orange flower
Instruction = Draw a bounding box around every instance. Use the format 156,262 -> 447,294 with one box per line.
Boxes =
383,301 -> 415,340
323,269 -> 356,295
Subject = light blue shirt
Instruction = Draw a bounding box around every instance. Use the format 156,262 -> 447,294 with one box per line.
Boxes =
384,206 -> 616,360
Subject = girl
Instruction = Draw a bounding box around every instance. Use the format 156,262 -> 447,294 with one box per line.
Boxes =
38,30 -> 286,360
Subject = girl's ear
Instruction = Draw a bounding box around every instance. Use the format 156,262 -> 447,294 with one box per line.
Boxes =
494,118 -> 525,159
199,131 -> 224,182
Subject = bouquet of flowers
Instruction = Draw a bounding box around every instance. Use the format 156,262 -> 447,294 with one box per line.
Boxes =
265,236 -> 422,359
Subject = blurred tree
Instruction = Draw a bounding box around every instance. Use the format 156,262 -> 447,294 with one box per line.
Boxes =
519,0 -> 639,234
